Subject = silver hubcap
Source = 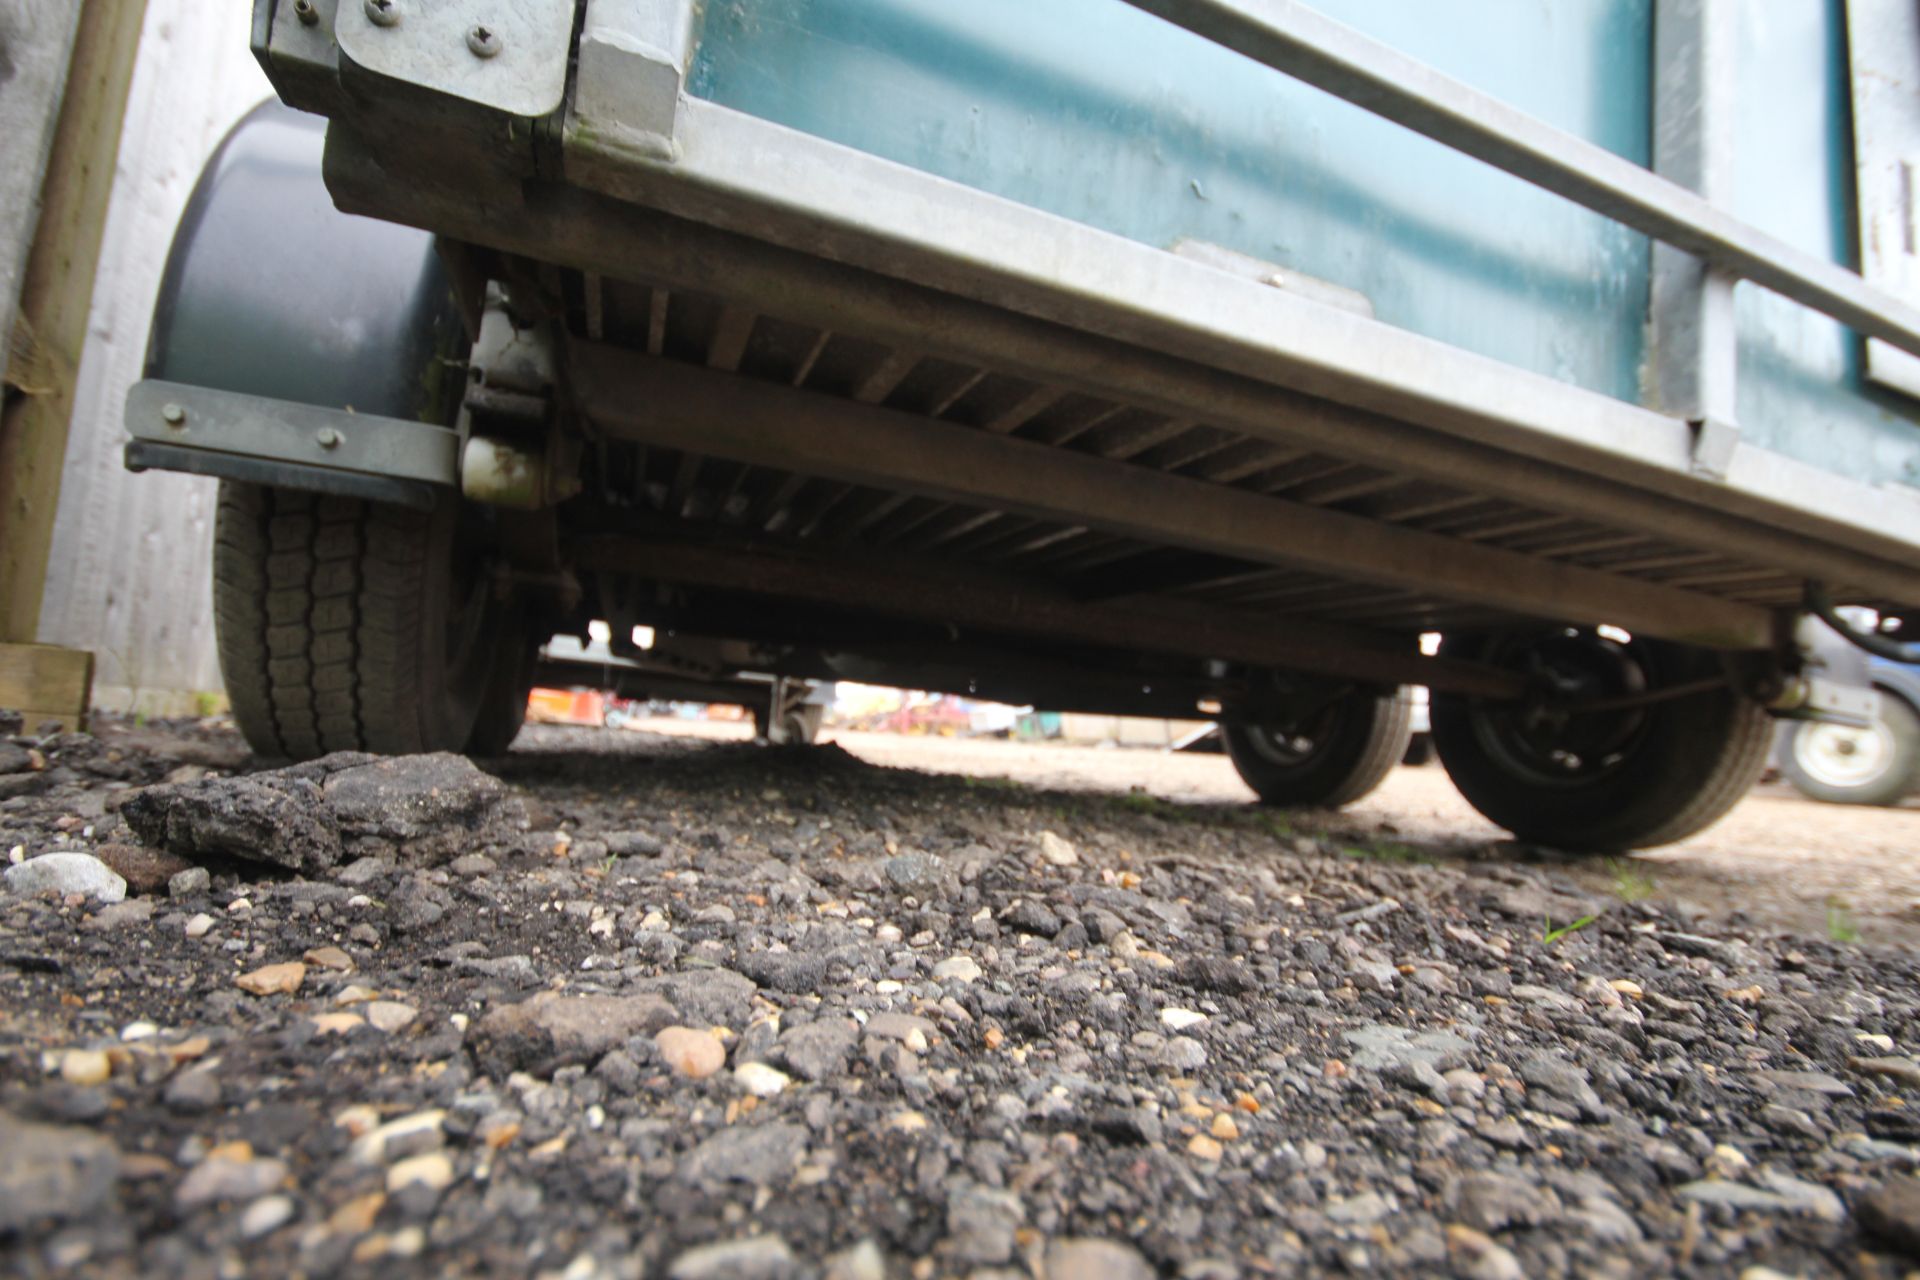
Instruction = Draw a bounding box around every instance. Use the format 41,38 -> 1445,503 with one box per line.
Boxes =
1794,719 -> 1896,790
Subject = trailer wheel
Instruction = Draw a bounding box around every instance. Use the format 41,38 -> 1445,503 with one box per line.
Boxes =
1778,691 -> 1920,806
754,704 -> 824,745
465,614 -> 539,756
1430,629 -> 1771,850
1224,689 -> 1413,808
213,482 -> 505,759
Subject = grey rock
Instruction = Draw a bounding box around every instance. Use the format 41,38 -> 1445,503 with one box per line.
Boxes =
1677,1177 -> 1840,1217
635,969 -> 756,1027
1859,1175 -> 1920,1255
1002,900 -> 1062,937
1342,1024 -> 1469,1074
677,1122 -> 808,1188
603,830 -> 665,858
0,1112 -> 120,1232
1518,1051 -> 1602,1111
1755,1168 -> 1846,1222
1158,1036 -> 1208,1072
175,1155 -> 289,1212
168,866 -> 211,897
1325,1191 -> 1391,1225
84,898 -> 154,931
777,1019 -> 860,1081
667,1235 -> 795,1280
336,856 -> 396,886
822,1239 -> 886,1280
122,752 -> 519,873
1850,1057 -> 1920,1091
883,850 -> 951,898
1047,1238 -> 1156,1280
239,1193 -> 297,1239
1349,959 -> 1397,993
4,853 -> 126,902
1759,1068 -> 1855,1096
1452,1171 -> 1556,1232
947,1183 -> 1025,1263
448,853 -> 497,877
164,1069 -> 222,1113
475,991 -> 678,1074
737,950 -> 829,993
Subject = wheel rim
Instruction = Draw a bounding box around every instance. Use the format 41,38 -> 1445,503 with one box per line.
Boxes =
1794,719 -> 1896,790
1465,630 -> 1654,788
1240,703 -> 1341,770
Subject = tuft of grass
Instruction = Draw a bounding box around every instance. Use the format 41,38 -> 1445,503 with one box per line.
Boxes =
1606,858 -> 1657,903
1255,812 -> 1293,840
1118,791 -> 1170,817
1827,897 -> 1860,944
1341,840 -> 1434,866
1542,913 -> 1599,946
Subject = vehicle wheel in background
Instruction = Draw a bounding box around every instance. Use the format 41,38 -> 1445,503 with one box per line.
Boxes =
1430,629 -> 1772,851
754,703 -> 824,745
213,482 -> 505,759
1778,692 -> 1920,807
1223,688 -> 1413,807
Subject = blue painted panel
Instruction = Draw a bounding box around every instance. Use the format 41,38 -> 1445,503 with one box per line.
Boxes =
690,0 -> 1920,488
1730,0 -> 1920,489
690,0 -> 1651,401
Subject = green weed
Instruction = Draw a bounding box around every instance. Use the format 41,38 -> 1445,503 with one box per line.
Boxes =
1827,897 -> 1860,944
1340,840 -> 1434,866
1542,913 -> 1599,946
1606,858 -> 1657,903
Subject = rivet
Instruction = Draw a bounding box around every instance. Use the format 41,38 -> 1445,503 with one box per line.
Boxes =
293,0 -> 319,25
466,23 -> 502,57
161,403 -> 186,427
316,427 -> 343,450
364,0 -> 399,28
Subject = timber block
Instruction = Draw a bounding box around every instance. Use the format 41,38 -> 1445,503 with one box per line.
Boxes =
0,642 -> 93,733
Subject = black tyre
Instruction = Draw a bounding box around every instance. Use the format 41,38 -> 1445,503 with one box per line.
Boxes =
1431,629 -> 1772,851
465,614 -> 539,756
1778,691 -> 1920,806
1224,689 -> 1413,807
213,482 -> 502,759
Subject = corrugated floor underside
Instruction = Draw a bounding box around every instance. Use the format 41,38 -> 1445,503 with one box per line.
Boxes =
569,274 -> 1859,637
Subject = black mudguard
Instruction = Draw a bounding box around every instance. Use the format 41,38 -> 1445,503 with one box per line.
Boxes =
144,100 -> 464,422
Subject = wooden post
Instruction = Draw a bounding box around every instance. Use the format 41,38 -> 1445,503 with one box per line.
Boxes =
0,0 -> 149,645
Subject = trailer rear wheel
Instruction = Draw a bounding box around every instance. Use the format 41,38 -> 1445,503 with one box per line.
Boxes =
213,482 -> 503,759
1224,689 -> 1413,808
1430,629 -> 1771,850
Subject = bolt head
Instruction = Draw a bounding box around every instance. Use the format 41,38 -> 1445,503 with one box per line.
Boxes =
160,403 -> 186,426
316,427 -> 343,450
293,0 -> 319,25
466,24 -> 501,57
364,0 -> 399,27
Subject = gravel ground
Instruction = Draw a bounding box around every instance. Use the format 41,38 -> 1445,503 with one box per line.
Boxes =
5,714 -> 1920,1278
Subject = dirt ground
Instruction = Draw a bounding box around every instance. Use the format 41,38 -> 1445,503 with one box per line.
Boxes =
10,713 -> 1920,1277
628,718 -> 1920,949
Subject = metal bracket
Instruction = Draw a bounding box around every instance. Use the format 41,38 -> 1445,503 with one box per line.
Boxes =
567,0 -> 701,162
1688,414 -> 1739,480
333,0 -> 572,118
124,379 -> 460,492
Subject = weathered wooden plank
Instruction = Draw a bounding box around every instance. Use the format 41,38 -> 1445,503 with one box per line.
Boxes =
0,0 -> 149,643
0,642 -> 93,730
